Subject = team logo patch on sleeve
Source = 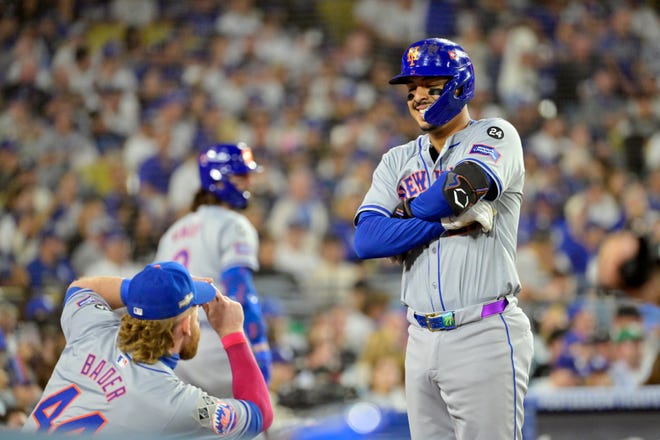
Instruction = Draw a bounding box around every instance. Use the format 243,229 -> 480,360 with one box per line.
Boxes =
212,402 -> 238,435
469,144 -> 501,162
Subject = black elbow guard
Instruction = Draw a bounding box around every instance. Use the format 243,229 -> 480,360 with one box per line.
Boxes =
442,161 -> 490,215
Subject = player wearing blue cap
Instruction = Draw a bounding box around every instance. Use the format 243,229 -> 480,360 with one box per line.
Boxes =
354,38 -> 534,439
155,143 -> 271,398
22,261 -> 273,437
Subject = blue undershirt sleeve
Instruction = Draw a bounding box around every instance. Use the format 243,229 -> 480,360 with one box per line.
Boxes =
409,169 -> 493,220
353,210 -> 445,259
220,267 -> 267,344
241,400 -> 263,437
409,172 -> 453,220
220,266 -> 271,382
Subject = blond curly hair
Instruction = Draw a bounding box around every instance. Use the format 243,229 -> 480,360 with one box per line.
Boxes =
117,311 -> 190,364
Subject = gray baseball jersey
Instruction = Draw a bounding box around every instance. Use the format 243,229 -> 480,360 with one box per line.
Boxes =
356,117 -> 534,440
22,288 -> 258,438
154,205 -> 259,397
356,118 -> 524,312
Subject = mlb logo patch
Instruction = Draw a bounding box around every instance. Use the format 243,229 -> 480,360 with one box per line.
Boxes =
469,144 -> 501,162
116,354 -> 129,368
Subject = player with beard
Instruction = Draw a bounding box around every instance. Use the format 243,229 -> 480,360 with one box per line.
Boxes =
353,37 -> 533,439
22,261 -> 273,438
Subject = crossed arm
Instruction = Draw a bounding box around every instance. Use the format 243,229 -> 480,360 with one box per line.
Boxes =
354,161 -> 495,260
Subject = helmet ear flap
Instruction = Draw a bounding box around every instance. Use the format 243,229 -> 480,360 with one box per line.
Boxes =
422,64 -> 474,126
454,62 -> 475,100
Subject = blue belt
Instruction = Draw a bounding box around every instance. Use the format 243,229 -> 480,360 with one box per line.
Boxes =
413,297 -> 509,331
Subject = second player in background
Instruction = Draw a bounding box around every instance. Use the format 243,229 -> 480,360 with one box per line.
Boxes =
155,142 -> 271,396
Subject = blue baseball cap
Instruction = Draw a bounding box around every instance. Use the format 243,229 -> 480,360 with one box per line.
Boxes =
122,261 -> 217,320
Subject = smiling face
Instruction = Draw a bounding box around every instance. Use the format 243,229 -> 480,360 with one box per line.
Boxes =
405,77 -> 449,131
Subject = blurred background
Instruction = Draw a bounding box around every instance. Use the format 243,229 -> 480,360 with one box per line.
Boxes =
0,0 -> 658,439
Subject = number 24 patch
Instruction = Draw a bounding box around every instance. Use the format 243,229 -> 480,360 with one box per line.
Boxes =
487,126 -> 504,139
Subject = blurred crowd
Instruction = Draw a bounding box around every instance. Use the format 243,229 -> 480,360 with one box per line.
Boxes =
0,0 -> 658,432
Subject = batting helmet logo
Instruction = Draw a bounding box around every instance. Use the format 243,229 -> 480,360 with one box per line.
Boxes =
241,147 -> 255,165
407,46 -> 420,67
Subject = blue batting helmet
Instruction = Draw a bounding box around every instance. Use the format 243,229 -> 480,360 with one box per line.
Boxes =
198,143 -> 260,209
389,38 -> 475,126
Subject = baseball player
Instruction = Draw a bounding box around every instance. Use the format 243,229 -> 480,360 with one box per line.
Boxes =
353,38 -> 534,439
22,261 -> 273,437
154,143 -> 271,398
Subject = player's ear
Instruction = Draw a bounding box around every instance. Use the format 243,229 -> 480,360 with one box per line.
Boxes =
179,314 -> 192,336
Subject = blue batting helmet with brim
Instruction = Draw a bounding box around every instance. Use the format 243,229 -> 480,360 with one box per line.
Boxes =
198,142 -> 260,209
390,38 -> 475,126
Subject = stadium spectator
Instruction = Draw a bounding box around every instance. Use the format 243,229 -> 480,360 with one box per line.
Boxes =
83,227 -> 141,278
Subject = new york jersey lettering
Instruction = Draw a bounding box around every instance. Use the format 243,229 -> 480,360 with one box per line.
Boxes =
397,169 -> 443,198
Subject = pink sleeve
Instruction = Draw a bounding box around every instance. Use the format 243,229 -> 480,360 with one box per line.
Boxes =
221,332 -> 273,430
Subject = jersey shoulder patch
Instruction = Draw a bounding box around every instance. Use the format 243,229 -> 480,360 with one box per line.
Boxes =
194,394 -> 239,436
212,402 -> 238,435
474,117 -> 520,140
469,144 -> 501,163
486,125 -> 504,139
67,288 -> 107,310
76,294 -> 96,308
